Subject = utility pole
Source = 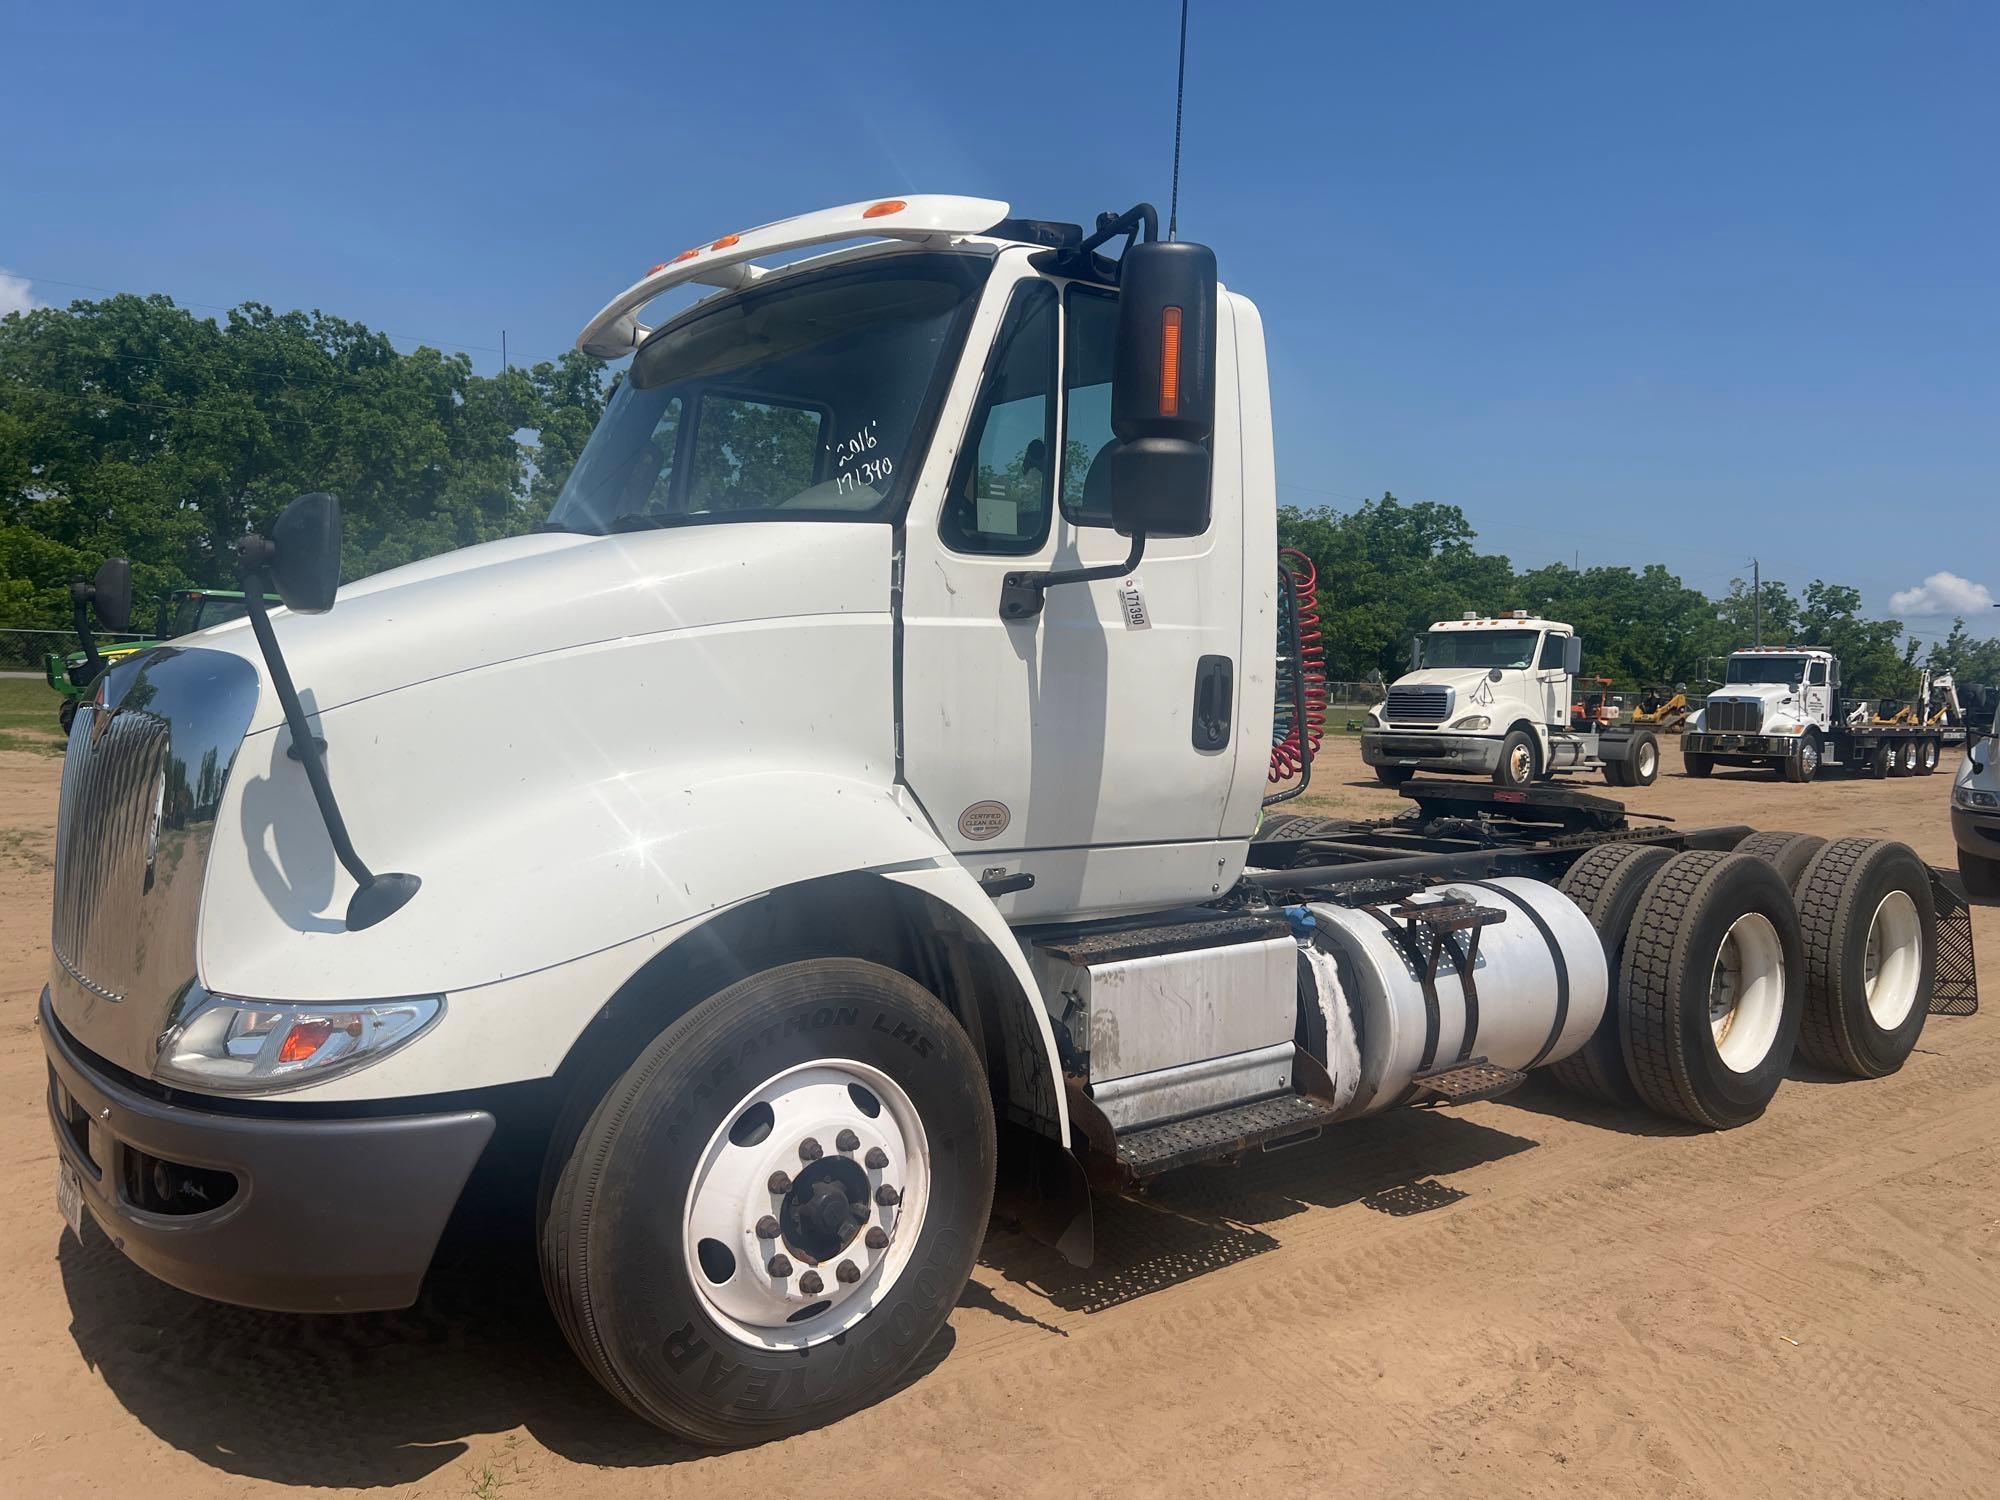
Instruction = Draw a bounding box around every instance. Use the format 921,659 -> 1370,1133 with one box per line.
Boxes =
1753,558 -> 1762,648
501,330 -> 508,373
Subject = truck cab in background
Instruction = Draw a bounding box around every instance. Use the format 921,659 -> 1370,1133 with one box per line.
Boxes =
1686,647 -> 1955,781
1360,612 -> 1659,789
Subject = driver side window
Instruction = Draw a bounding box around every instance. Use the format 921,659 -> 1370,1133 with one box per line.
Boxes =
1539,634 -> 1567,669
940,282 -> 1057,555
1808,661 -> 1828,686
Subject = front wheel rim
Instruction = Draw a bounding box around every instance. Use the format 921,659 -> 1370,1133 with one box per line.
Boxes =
1802,740 -> 1819,774
1709,912 -> 1787,1073
1508,745 -> 1532,782
1863,890 -> 1922,1029
684,1059 -> 931,1350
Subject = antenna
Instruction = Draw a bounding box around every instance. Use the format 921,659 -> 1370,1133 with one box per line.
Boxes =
1168,0 -> 1190,240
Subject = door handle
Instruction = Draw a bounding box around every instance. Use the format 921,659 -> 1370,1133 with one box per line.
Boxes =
1192,655 -> 1234,751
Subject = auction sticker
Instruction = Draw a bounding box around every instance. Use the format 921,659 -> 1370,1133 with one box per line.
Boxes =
957,800 -> 1010,841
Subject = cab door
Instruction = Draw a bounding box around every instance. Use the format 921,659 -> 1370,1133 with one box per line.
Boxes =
1537,631 -> 1571,728
897,256 -> 1248,920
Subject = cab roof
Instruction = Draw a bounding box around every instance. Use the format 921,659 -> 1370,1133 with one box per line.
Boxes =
1428,615 -> 1572,634
576,194 -> 1017,360
1730,645 -> 1834,657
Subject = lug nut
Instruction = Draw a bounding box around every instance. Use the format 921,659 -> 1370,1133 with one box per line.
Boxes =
768,1171 -> 792,1195
875,1184 -> 901,1207
799,1137 -> 824,1163
865,1226 -> 889,1251
767,1254 -> 793,1278
864,1147 -> 889,1170
798,1269 -> 824,1295
755,1215 -> 780,1240
835,1128 -> 860,1152
836,1259 -> 860,1284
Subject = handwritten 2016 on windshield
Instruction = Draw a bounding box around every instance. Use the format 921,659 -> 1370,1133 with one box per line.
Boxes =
828,420 -> 892,495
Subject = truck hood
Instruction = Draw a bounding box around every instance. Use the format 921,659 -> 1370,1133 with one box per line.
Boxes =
1396,668 -> 1509,692
165,522 -> 892,735
1707,684 -> 1798,707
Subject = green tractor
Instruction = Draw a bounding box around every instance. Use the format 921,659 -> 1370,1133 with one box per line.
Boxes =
46,578 -> 276,733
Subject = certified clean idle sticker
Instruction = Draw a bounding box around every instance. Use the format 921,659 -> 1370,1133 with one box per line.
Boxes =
957,800 -> 1010,841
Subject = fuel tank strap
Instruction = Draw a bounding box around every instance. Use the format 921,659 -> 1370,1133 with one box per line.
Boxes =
1458,878 -> 1570,1067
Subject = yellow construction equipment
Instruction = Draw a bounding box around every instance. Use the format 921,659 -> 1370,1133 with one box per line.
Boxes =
1632,686 -> 1691,733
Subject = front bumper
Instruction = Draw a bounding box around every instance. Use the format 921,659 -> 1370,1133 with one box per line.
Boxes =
1361,730 -> 1503,773
1684,731 -> 1795,757
41,989 -> 494,1313
1952,805 -> 2000,860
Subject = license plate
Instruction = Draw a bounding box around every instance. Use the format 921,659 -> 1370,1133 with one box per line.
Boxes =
56,1161 -> 85,1240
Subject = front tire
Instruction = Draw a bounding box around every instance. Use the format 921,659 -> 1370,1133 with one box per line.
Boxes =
1375,764 -> 1416,788
58,696 -> 78,733
540,959 -> 996,1446
1492,729 -> 1537,789
1781,733 -> 1820,783
1684,752 -> 1714,778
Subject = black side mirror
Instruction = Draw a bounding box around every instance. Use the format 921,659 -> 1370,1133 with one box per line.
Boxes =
1108,239 -> 1217,540
244,492 -> 344,613
74,558 -> 133,632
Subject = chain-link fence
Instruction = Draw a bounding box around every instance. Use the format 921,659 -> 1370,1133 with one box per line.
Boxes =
0,629 -> 149,677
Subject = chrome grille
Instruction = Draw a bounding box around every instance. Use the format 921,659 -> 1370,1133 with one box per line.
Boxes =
1385,685 -> 1453,725
46,647 -> 260,1077
52,705 -> 172,1002
1706,698 -> 1764,733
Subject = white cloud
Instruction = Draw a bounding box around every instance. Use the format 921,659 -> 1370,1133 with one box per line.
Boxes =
1890,570 -> 1995,617
0,269 -> 38,318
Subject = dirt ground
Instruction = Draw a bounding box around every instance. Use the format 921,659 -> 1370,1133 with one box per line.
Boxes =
2,729 -> 1996,1499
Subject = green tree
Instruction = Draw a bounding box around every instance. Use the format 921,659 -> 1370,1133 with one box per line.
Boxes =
0,293 -> 602,629
1796,579 -> 1917,698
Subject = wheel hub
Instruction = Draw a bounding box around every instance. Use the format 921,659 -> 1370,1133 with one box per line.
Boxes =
1708,911 -> 1785,1073
683,1061 -> 929,1349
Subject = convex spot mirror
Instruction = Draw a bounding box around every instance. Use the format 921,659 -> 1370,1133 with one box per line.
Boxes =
266,492 -> 344,614
76,558 -> 133,632
1108,240 -> 1216,540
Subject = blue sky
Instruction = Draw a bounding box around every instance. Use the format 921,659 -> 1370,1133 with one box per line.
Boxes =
3,1 -> 1994,637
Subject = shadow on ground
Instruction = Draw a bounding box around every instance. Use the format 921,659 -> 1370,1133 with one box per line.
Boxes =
57,1219 -> 951,1487
60,1107 -> 1540,1486
980,1106 -> 1539,1312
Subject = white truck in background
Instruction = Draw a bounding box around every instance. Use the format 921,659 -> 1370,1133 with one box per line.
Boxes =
1360,612 -> 1661,789
39,196 -> 1970,1448
1685,648 -> 1960,781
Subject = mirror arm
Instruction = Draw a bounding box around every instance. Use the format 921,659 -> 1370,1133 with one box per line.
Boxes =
69,591 -> 105,682
998,532 -> 1146,622
238,546 -> 420,930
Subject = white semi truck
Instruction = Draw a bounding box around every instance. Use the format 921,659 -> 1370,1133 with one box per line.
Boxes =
1361,612 -> 1661,789
40,197 -> 1972,1446
1685,647 -> 1960,781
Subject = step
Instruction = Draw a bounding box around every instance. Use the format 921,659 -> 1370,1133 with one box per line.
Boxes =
1116,1093 -> 1341,1178
1409,1056 -> 1527,1105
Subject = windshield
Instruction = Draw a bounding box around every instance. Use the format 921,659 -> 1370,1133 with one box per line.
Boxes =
1726,655 -> 1808,687
544,252 -> 988,535
170,595 -> 248,637
1423,629 -> 1540,670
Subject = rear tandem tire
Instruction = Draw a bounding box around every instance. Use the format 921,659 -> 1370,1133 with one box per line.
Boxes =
1919,739 -> 1940,774
1731,830 -> 1828,894
1546,843 -> 1677,1107
1619,851 -> 1805,1129
538,959 -> 996,1446
1793,838 -> 1934,1078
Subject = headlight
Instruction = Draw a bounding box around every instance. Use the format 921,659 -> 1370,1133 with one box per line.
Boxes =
1954,786 -> 2000,811
1367,707 -> 1384,727
154,984 -> 443,1094
1449,714 -> 1490,731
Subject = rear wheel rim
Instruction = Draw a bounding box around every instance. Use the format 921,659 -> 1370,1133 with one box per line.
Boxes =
1863,889 -> 1922,1029
1638,743 -> 1657,778
684,1059 -> 931,1350
1708,912 -> 1786,1072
